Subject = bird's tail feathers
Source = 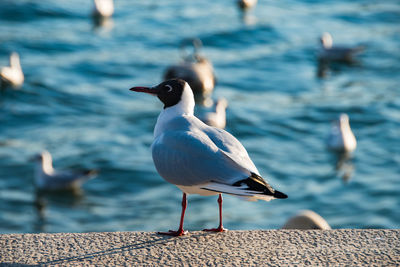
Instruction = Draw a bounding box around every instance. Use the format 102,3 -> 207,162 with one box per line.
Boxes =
234,173 -> 287,198
201,172 -> 287,201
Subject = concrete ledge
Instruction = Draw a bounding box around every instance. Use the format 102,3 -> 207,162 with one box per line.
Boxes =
1,230 -> 399,266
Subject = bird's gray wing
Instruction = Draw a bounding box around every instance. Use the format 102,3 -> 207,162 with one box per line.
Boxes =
202,125 -> 259,174
151,129 -> 252,186
43,170 -> 95,189
333,45 -> 364,53
327,126 -> 344,149
321,46 -> 363,61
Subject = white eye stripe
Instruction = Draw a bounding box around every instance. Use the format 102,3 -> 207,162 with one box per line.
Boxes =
165,85 -> 173,92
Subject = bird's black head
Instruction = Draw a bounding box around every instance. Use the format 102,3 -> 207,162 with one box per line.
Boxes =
155,79 -> 186,108
130,79 -> 186,109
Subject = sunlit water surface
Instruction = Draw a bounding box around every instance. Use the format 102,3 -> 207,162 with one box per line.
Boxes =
0,0 -> 399,233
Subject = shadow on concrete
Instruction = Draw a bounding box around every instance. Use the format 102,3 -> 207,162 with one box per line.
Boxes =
0,264 -> 37,267
37,232 -> 211,265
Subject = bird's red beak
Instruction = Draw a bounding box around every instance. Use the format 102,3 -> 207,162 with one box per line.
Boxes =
129,86 -> 159,95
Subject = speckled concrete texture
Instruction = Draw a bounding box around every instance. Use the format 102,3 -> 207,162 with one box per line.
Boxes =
1,230 -> 399,266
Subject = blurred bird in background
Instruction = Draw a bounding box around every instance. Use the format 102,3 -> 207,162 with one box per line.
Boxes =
237,0 -> 258,10
327,113 -> 357,153
1,52 -> 24,89
164,38 -> 216,106
200,98 -> 228,129
318,32 -> 365,63
317,32 -> 365,77
32,150 -> 97,192
92,0 -> 114,27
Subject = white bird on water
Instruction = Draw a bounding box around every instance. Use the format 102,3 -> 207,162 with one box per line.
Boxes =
1,52 -> 24,88
327,114 -> 357,153
130,79 -> 287,236
200,98 -> 228,129
238,0 -> 258,10
33,150 -> 97,191
92,0 -> 114,18
164,39 -> 216,104
318,32 -> 364,62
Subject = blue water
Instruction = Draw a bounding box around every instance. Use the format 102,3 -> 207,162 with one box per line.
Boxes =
0,0 -> 399,234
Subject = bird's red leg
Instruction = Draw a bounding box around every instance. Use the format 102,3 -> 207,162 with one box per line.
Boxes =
158,192 -> 188,236
203,194 -> 227,232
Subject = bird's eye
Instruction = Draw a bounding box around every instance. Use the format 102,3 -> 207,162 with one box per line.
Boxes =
165,85 -> 173,92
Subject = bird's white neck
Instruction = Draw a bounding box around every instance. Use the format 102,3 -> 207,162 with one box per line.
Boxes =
34,156 -> 54,187
216,102 -> 227,115
10,53 -> 22,70
339,118 -> 357,151
340,121 -> 350,133
40,154 -> 55,175
340,120 -> 353,138
154,84 -> 195,138
94,0 -> 114,17
321,33 -> 333,49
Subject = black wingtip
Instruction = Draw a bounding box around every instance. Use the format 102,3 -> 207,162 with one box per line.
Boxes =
233,173 -> 288,199
274,190 -> 288,199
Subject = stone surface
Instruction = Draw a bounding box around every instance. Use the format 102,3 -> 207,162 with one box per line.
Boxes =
0,230 -> 399,266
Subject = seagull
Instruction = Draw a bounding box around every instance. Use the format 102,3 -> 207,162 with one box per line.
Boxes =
282,210 -> 331,230
130,79 -> 287,236
33,150 -> 97,191
92,0 -> 114,19
164,39 -> 216,104
1,52 -> 24,88
318,32 -> 364,62
200,98 -> 228,129
327,113 -> 357,153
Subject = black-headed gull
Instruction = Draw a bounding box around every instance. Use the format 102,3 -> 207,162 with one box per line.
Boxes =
327,113 -> 357,153
200,97 -> 228,129
130,79 -> 287,236
33,150 -> 97,191
164,39 -> 216,104
1,52 -> 24,88
318,32 -> 364,62
282,210 -> 331,230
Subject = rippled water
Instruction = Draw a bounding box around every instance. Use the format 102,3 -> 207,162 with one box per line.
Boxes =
0,0 -> 399,233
